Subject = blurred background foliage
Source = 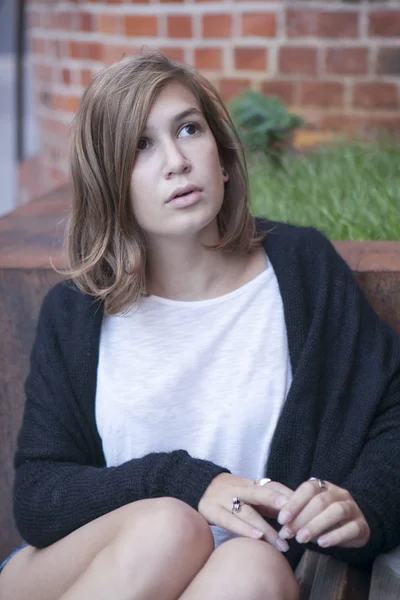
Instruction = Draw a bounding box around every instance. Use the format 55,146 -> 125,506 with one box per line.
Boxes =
228,90 -> 400,240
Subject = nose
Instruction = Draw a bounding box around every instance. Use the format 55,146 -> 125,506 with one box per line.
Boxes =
162,139 -> 191,179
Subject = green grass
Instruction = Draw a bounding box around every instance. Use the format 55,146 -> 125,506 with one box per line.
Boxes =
248,140 -> 400,240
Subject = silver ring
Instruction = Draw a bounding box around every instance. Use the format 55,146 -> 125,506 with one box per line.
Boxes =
308,477 -> 327,490
253,478 -> 272,487
232,496 -> 243,514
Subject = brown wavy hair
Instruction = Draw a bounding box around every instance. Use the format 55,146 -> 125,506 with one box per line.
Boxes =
63,48 -> 261,315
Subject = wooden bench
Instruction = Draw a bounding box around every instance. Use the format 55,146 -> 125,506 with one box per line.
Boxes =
1,184 -> 399,597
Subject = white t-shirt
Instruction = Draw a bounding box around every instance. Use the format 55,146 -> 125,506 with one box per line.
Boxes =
96,257 -> 292,547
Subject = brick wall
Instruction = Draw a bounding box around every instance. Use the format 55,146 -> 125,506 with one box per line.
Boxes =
21,0 -> 400,204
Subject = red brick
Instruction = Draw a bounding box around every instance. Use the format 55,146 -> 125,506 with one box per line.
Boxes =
242,13 -> 276,38
81,69 -> 93,87
49,168 -> 68,187
202,14 -> 232,38
167,15 -> 192,38
369,11 -> 400,37
260,81 -> 295,105
41,117 -> 71,138
353,83 -> 398,110
319,113 -> 400,135
28,11 -> 41,27
325,47 -> 368,75
51,11 -> 72,29
39,65 -> 53,83
103,44 -> 140,64
317,11 -> 358,39
194,48 -> 223,70
48,40 -> 63,59
159,47 -> 185,63
377,48 -> 400,75
49,13 -> 57,28
286,9 -> 316,37
62,68 -> 72,85
219,78 -> 251,102
279,47 -> 318,75
299,81 -> 344,108
80,12 -> 94,32
124,15 -> 158,37
31,38 -> 45,54
317,114 -> 361,134
234,47 -> 267,71
68,41 -> 103,61
99,14 -> 118,33
52,94 -> 81,113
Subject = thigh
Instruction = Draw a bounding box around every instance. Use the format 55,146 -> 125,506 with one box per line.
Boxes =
0,498 -> 210,600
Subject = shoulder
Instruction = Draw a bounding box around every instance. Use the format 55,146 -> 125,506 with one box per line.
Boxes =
256,218 -> 339,269
256,217 -> 331,252
38,279 -> 103,331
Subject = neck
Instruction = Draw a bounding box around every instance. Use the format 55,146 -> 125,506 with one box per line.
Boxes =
145,232 -> 249,302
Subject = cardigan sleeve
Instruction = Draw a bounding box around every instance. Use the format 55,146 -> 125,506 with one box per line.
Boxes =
306,231 -> 400,566
13,285 -> 230,549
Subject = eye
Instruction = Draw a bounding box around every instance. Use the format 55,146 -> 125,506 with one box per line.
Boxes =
136,138 -> 149,152
179,122 -> 200,137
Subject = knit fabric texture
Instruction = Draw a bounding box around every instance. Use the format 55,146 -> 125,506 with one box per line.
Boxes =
13,220 -> 400,570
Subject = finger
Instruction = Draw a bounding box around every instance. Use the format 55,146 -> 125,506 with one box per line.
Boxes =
281,500 -> 354,544
316,519 -> 370,549
279,490 -> 338,540
260,481 -> 293,499
252,482 -> 294,517
217,505 -> 289,553
277,480 -> 324,526
240,483 -> 292,517
237,504 -> 290,552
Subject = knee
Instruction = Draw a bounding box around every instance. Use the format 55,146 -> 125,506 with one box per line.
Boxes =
211,537 -> 299,600
115,497 -> 214,568
148,498 -> 214,555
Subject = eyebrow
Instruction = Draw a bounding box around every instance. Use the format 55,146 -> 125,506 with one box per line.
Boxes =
143,108 -> 204,133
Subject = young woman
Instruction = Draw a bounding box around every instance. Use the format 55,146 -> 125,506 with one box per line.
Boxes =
0,49 -> 399,600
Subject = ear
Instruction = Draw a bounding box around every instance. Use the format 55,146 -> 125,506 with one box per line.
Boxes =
221,167 -> 229,182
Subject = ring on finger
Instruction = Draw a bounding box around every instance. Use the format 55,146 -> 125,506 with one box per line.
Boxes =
308,477 -> 327,490
232,496 -> 243,514
253,478 -> 272,486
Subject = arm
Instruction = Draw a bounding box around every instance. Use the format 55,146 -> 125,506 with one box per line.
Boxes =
13,285 -> 230,548
322,235 -> 400,565
276,230 -> 400,566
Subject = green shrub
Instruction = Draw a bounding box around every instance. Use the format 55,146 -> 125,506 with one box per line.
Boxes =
228,89 -> 303,158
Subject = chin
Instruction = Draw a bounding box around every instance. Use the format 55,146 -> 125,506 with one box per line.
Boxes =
166,202 -> 221,239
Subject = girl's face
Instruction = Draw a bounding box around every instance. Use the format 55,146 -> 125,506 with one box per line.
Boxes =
129,82 -> 228,243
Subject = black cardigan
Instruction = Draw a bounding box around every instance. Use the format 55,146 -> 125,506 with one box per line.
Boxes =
13,220 -> 400,570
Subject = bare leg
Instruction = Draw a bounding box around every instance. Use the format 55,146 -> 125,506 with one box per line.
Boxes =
0,498 -> 214,600
179,537 -> 300,600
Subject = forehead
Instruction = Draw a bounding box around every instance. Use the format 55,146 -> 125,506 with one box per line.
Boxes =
144,82 -> 203,131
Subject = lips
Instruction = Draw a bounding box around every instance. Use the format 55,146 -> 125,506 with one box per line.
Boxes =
167,184 -> 202,203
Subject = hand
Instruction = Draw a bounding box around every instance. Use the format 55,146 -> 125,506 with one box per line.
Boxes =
277,479 -> 370,549
198,473 -> 294,552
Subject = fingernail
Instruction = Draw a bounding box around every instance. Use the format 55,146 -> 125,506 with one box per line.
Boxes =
278,510 -> 291,525
275,495 -> 287,509
296,530 -> 310,544
279,527 -> 293,540
317,536 -> 330,548
251,529 -> 264,539
275,538 -> 289,552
